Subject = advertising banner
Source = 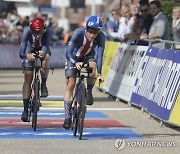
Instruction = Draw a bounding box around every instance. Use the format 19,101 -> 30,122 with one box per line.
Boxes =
130,47 -> 180,121
96,41 -> 119,88
103,43 -> 129,97
169,91 -> 180,126
116,45 -> 148,102
0,44 -> 22,69
49,45 -> 67,68
130,47 -> 160,106
0,44 -> 67,69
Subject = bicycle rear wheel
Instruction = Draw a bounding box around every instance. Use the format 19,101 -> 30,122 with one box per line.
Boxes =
27,96 -> 33,122
32,79 -> 40,131
78,84 -> 86,140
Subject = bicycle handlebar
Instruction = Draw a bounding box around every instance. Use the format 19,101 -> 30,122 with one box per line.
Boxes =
33,50 -> 54,74
77,62 -> 93,76
33,51 -> 45,62
76,62 -> 103,86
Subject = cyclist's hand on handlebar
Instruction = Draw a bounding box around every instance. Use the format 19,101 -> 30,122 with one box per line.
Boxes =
75,62 -> 83,70
26,53 -> 36,61
38,50 -> 44,58
97,74 -> 104,86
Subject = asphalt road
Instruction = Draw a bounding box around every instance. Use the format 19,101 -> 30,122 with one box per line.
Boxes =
0,69 -> 180,154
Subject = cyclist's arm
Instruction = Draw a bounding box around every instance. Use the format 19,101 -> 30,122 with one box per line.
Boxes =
19,27 -> 29,59
66,29 -> 81,64
96,32 -> 106,75
41,28 -> 52,55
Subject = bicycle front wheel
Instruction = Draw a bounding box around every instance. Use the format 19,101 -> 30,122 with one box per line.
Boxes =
78,84 -> 86,140
72,105 -> 78,136
32,79 -> 40,131
27,96 -> 33,122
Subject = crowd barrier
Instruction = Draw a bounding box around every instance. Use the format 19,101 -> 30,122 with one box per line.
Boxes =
0,44 -> 67,69
97,41 -> 119,88
100,40 -> 180,127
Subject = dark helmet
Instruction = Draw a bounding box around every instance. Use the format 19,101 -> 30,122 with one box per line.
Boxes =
86,16 -> 102,31
30,18 -> 46,34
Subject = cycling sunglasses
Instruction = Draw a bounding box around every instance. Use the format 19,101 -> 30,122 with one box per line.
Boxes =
32,29 -> 46,35
87,28 -> 100,34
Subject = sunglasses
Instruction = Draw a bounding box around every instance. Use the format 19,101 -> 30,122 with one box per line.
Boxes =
32,29 -> 46,35
141,9 -> 148,12
87,28 -> 100,34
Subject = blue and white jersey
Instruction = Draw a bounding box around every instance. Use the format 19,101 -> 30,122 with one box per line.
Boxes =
66,27 -> 105,74
19,26 -> 52,59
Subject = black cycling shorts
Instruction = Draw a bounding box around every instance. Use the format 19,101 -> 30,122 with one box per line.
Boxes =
22,46 -> 51,71
65,52 -> 96,78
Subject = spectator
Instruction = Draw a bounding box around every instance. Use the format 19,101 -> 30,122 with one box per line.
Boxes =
111,8 -> 121,32
140,0 -> 169,48
139,0 -> 153,35
78,18 -> 85,27
109,4 -> 134,42
172,7 -> 180,42
124,4 -> 143,40
62,30 -> 72,45
172,6 -> 180,49
101,13 -> 117,40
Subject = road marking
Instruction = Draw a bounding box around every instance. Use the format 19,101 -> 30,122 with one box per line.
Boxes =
0,111 -> 108,118
0,100 -> 64,107
0,95 -> 64,100
0,128 -> 143,139
0,107 -> 132,111
0,119 -> 124,128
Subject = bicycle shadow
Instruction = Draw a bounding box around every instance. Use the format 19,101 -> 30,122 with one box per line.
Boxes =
94,96 -> 115,102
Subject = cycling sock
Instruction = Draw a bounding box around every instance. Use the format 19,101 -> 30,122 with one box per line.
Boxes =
23,99 -> 29,112
87,83 -> 94,93
64,101 -> 72,119
41,77 -> 47,84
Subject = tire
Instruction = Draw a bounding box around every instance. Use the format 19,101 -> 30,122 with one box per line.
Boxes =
28,97 -> 32,123
72,84 -> 79,136
32,79 -> 40,131
78,84 -> 86,140
73,107 -> 78,136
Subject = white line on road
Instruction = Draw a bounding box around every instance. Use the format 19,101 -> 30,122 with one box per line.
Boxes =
0,95 -> 64,100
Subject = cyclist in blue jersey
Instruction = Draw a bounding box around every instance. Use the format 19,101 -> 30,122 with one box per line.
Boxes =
19,17 -> 52,122
63,15 -> 105,129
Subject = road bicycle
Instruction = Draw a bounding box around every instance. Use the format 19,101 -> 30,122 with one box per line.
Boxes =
27,51 -> 53,131
71,62 -> 93,140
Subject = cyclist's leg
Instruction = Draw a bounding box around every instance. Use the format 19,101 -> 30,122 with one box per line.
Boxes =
40,50 -> 51,97
63,59 -> 77,129
21,49 -> 34,122
84,54 -> 97,105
